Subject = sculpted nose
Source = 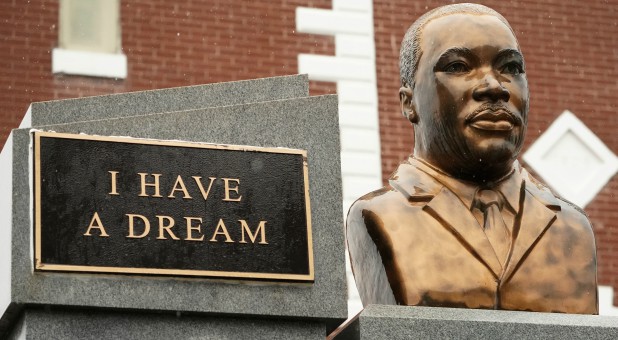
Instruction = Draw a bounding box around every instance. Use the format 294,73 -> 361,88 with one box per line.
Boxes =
473,72 -> 510,102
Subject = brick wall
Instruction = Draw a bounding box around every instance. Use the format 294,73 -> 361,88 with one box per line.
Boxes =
0,0 -> 336,150
374,0 -> 618,304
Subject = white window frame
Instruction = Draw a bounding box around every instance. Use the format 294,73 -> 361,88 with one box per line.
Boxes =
52,0 -> 127,79
523,110 -> 618,207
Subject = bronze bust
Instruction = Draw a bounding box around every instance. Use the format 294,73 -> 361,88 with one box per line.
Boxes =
346,3 -> 598,314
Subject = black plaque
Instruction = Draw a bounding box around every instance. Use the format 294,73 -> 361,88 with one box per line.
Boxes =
33,131 -> 313,282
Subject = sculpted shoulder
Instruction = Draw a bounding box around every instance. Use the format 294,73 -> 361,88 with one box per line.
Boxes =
523,169 -> 594,232
345,169 -> 437,306
347,161 -> 439,225
555,196 -> 596,248
347,184 -> 411,250
346,185 -> 405,305
348,185 -> 409,219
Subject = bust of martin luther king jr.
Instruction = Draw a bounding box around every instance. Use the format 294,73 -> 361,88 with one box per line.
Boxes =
346,3 -> 598,314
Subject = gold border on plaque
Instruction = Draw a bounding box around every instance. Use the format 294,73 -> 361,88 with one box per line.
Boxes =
33,131 -> 314,282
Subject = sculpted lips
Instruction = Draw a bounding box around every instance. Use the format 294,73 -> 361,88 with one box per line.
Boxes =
466,104 -> 518,131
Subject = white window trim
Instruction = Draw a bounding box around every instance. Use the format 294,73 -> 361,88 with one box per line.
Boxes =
297,0 -> 378,320
523,110 -> 618,207
52,48 -> 127,79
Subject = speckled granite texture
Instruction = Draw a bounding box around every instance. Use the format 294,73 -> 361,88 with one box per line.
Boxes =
28,74 -> 309,126
9,308 -> 325,340
332,305 -> 618,340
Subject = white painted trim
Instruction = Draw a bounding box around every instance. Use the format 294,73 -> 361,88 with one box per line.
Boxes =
298,55 -> 375,82
341,151 -> 381,176
599,285 -> 618,316
52,48 -> 127,79
334,0 -> 372,12
297,0 -> 378,319
339,104 -> 379,128
337,81 -> 377,105
295,8 -> 371,35
340,127 -> 381,153
523,110 -> 618,207
335,34 -> 375,59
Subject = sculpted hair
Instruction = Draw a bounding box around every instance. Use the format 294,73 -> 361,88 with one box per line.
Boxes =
399,3 -> 516,88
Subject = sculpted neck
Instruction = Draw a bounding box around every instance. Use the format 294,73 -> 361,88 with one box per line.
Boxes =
413,150 -> 515,184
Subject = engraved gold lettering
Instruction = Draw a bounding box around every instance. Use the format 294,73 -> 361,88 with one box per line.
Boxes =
168,175 -> 192,199
83,212 -> 110,237
185,217 -> 205,241
239,220 -> 268,244
108,171 -> 119,195
138,173 -> 163,197
210,218 -> 234,243
156,215 -> 179,240
192,176 -> 216,200
126,213 -> 151,238
222,178 -> 242,202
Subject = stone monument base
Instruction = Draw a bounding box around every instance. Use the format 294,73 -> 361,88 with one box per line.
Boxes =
1,76 -> 347,339
331,305 -> 618,339
9,307 -> 326,340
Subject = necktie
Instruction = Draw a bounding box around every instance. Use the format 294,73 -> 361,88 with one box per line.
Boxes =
475,189 -> 511,266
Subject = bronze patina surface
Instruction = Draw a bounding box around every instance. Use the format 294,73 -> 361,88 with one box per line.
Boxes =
346,3 -> 598,314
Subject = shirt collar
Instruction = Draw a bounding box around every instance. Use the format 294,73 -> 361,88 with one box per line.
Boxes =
412,157 -> 523,213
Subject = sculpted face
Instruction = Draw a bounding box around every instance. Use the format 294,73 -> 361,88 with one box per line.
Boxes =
402,14 -> 529,182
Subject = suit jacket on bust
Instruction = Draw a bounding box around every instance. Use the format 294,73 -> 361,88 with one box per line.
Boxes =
346,157 -> 598,314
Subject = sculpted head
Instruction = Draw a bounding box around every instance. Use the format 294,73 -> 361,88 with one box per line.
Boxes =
399,3 -> 529,182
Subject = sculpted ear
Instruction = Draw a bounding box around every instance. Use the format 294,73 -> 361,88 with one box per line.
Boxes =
399,85 -> 418,124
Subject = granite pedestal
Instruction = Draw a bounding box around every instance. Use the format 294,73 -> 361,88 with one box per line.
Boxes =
0,75 -> 348,338
9,308 -> 325,340
332,305 -> 618,340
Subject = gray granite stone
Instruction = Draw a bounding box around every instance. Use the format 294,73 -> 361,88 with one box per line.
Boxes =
28,74 -> 308,126
5,95 -> 347,334
333,305 -> 618,340
8,307 -> 325,340
0,134 -> 13,334
0,75 -> 310,329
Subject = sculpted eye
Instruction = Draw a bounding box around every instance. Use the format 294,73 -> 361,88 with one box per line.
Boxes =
444,61 -> 469,73
501,62 -> 524,75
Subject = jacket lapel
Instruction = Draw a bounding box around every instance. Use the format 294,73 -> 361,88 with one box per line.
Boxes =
389,160 -> 560,282
425,187 -> 503,278
502,181 -> 559,283
390,160 -> 502,278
